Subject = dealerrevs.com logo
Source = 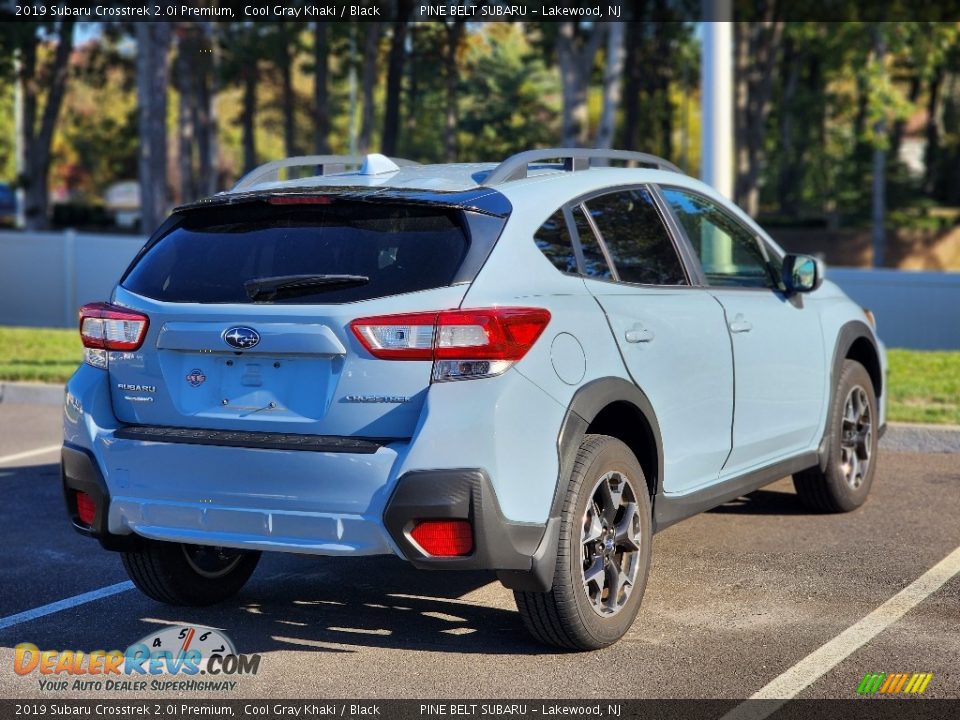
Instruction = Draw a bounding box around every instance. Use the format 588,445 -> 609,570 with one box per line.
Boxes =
14,625 -> 260,693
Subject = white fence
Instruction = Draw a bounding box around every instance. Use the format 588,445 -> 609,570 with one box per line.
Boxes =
826,268 -> 960,350
0,230 -> 145,328
0,231 -> 958,350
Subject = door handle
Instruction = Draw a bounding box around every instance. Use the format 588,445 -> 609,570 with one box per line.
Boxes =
728,314 -> 753,334
625,325 -> 655,343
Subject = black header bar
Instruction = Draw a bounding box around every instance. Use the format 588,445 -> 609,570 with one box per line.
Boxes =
3,1 -> 960,23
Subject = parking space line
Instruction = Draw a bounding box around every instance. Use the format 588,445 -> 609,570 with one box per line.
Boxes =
0,443 -> 62,467
721,545 -> 960,720
0,582 -> 134,631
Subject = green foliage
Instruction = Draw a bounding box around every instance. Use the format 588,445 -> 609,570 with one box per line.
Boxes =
0,326 -> 82,383
0,79 -> 13,182
887,349 -> 960,425
761,21 -> 960,225
457,24 -> 559,161
393,22 -> 446,161
54,38 -> 138,197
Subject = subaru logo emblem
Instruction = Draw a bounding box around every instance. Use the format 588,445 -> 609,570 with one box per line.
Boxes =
223,326 -> 260,350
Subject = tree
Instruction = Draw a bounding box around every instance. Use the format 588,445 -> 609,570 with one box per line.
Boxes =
458,24 -> 558,161
313,22 -> 330,155
220,22 -> 263,174
556,22 -> 607,147
358,22 -> 381,154
382,0 -> 414,156
596,22 -> 625,151
173,22 -> 220,201
53,35 -> 138,199
6,21 -> 75,230
620,1 -> 689,159
174,24 -> 197,203
196,22 -> 220,197
733,11 -> 784,216
441,20 -> 465,161
870,26 -> 886,267
269,23 -> 300,158
137,22 -> 172,233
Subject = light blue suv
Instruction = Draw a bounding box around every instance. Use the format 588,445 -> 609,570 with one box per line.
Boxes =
62,149 -> 886,650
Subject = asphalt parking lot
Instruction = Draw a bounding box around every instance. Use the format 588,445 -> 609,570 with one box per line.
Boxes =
0,401 -> 958,702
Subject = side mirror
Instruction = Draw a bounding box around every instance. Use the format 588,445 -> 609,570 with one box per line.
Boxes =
782,254 -> 824,294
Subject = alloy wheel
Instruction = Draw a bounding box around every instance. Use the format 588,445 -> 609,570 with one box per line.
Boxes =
581,471 -> 643,617
840,385 -> 873,489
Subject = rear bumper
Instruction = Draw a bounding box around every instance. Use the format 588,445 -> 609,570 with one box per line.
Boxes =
107,439 -> 401,556
63,366 -> 407,556
62,445 -> 554,589
61,436 -> 399,555
61,365 -> 558,587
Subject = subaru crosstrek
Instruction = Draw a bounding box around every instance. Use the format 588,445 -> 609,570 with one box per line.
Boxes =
63,149 -> 886,650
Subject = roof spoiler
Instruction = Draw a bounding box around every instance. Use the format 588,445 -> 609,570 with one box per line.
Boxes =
233,153 -> 420,191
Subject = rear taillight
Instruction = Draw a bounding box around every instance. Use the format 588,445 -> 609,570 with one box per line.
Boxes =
410,520 -> 473,557
78,302 -> 149,369
350,307 -> 551,381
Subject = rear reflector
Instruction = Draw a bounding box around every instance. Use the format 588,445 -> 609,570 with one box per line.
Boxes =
350,308 -> 550,381
79,302 -> 149,369
75,491 -> 96,526
410,520 -> 473,557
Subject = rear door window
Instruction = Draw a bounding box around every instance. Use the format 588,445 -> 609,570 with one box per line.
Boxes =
572,205 -> 614,279
581,188 -> 687,286
123,202 -> 473,304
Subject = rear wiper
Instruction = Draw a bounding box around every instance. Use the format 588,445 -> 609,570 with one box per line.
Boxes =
244,274 -> 369,301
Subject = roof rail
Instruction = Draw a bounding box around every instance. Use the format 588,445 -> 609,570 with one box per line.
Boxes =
481,148 -> 682,186
232,154 -> 420,191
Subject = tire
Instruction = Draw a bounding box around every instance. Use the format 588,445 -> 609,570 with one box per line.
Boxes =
514,434 -> 652,651
793,359 -> 879,512
122,540 -> 260,606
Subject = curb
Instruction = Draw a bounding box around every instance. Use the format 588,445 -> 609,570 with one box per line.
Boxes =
0,382 -> 64,407
881,423 -> 960,454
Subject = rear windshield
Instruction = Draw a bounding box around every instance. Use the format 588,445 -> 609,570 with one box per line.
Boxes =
122,202 -> 472,304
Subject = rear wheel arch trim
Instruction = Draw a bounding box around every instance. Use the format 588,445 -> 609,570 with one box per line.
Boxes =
554,377 -> 664,516
500,377 -> 663,593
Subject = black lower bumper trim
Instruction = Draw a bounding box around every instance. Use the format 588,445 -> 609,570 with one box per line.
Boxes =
61,444 -> 139,551
114,425 -> 395,454
383,469 -> 553,589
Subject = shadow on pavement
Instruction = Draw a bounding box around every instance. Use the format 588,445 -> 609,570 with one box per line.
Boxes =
2,551 -> 547,656
708,488 -> 814,516
0,459 -> 549,656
